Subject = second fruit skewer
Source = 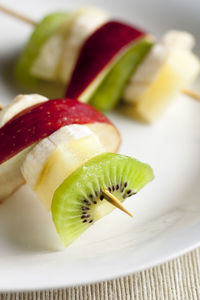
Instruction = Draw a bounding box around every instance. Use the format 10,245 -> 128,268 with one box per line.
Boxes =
1,4 -> 200,104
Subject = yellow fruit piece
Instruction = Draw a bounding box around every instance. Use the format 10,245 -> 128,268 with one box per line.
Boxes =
125,49 -> 200,122
35,134 -> 104,210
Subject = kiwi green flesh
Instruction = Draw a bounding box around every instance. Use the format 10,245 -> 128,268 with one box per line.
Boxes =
52,152 -> 154,246
89,39 -> 153,111
15,12 -> 69,87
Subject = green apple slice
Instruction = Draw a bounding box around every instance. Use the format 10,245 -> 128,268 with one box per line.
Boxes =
89,39 -> 153,111
15,12 -> 69,87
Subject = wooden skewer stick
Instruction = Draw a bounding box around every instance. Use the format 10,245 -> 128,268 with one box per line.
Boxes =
103,189 -> 133,218
1,4 -> 200,103
0,4 -> 37,26
182,89 -> 200,102
0,104 -> 3,111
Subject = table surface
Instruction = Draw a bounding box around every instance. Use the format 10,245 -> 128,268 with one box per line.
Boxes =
1,247 -> 199,300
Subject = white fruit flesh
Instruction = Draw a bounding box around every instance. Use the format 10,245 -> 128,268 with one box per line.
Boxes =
22,125 -> 105,210
123,31 -> 200,122
59,8 -> 108,83
30,12 -> 79,81
30,35 -> 66,80
162,30 -> 195,50
0,94 -> 48,127
0,94 -> 48,201
87,122 -> 120,153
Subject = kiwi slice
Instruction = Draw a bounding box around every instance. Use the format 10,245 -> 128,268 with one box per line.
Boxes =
52,152 -> 154,246
89,39 -> 153,111
15,12 -> 69,87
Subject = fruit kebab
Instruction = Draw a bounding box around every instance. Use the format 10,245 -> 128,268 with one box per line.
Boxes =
0,95 -> 154,246
1,5 -> 199,122
0,94 -> 120,201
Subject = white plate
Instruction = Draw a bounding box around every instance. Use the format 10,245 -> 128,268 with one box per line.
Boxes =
0,0 -> 200,292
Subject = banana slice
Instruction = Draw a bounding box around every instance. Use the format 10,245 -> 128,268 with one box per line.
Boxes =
162,30 -> 195,50
123,31 -> 200,122
0,94 -> 48,201
59,8 -> 108,84
22,124 -> 105,210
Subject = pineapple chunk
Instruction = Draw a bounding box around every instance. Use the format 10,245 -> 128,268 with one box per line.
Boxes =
34,133 -> 105,210
123,31 -> 200,122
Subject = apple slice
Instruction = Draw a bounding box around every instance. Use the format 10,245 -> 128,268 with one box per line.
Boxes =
58,8 -> 108,83
66,21 -> 153,110
0,98 -> 120,165
15,12 -> 69,86
0,94 -> 48,127
29,10 -> 83,82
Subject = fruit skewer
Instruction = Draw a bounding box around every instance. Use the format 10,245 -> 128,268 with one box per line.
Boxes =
0,6 -> 153,245
1,4 -> 200,123
0,95 -> 154,246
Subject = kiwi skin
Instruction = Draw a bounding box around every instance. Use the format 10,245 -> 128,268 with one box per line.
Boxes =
52,152 -> 154,246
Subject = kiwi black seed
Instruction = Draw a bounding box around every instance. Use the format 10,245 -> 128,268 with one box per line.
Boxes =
52,152 -> 154,246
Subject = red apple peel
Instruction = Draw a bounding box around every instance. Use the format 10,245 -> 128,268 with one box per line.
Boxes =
0,98 -> 114,164
66,21 -> 146,99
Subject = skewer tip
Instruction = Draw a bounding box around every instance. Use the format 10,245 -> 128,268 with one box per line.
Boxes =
103,188 -> 133,218
0,4 -> 37,26
182,89 -> 200,102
